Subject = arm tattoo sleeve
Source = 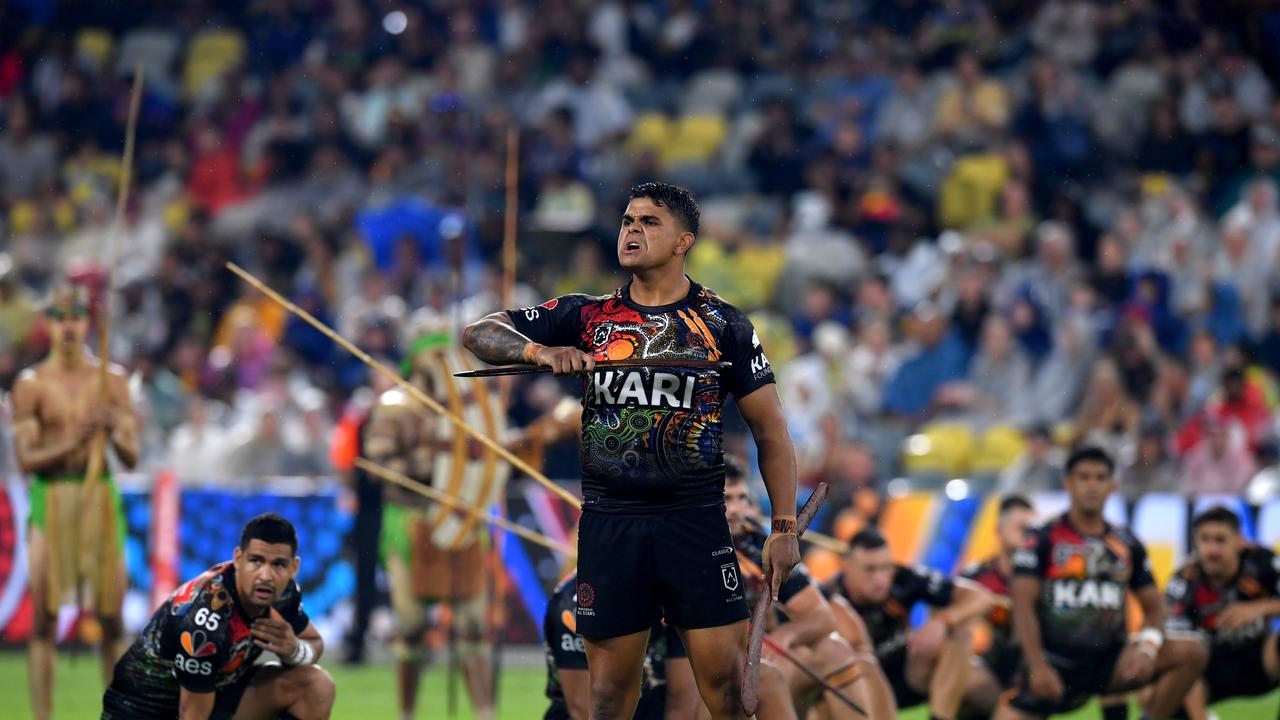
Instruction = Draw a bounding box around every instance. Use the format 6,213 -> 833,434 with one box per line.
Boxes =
463,316 -> 536,365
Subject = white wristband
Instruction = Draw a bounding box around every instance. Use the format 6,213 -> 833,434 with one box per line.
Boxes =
1134,627 -> 1164,650
286,640 -> 316,666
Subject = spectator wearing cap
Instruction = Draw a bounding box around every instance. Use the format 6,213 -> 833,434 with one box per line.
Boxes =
1119,421 -> 1181,503
995,425 -> 1064,495
882,303 -> 968,420
1182,415 -> 1258,495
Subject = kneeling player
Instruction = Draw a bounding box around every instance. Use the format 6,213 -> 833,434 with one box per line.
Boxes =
725,465 -> 896,720
543,571 -> 699,719
960,495 -> 1036,718
102,513 -> 334,719
1165,506 -> 1280,719
998,447 -> 1206,719
823,528 -> 993,720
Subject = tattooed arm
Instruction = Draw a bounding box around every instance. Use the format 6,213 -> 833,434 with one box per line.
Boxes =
462,310 -> 595,375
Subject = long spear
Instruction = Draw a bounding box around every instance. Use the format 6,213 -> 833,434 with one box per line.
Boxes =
225,261 -> 583,509
77,62 -> 144,615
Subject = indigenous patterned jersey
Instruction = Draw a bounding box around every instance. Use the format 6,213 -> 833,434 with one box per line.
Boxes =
961,557 -> 1020,672
1012,514 -> 1153,652
102,561 -> 308,718
735,519 -> 815,613
822,565 -> 954,660
542,573 -> 685,718
508,281 -> 774,513
1166,545 -> 1280,650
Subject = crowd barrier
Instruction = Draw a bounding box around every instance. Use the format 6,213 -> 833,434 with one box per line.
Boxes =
0,475 -> 1271,646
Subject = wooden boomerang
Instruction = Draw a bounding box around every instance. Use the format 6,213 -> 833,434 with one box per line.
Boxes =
761,635 -> 868,717
454,359 -> 733,377
743,482 -> 828,716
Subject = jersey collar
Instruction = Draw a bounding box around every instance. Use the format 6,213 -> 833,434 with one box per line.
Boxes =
620,276 -> 701,313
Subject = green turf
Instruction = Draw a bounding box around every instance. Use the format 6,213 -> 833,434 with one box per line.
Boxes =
0,651 -> 1274,718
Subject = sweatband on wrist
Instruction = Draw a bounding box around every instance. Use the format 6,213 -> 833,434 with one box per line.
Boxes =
1134,627 -> 1164,649
771,515 -> 797,535
286,641 -> 316,666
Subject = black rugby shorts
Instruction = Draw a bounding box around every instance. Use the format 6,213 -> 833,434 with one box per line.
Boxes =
575,504 -> 749,639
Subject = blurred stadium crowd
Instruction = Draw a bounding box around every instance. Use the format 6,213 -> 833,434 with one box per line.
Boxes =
2,0 -> 1280,517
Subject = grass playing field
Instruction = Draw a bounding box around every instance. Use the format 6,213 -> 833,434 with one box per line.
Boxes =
0,651 -> 1275,718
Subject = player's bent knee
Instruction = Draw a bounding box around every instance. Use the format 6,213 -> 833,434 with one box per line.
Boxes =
306,666 -> 336,711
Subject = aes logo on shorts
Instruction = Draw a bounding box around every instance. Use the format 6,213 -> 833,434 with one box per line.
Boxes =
720,563 -> 739,592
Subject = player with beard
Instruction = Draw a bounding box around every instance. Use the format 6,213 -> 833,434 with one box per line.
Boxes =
960,495 -> 1036,718
13,283 -> 140,720
724,460 -> 896,720
464,182 -> 800,718
822,527 -> 992,720
1165,506 -> 1280,719
997,447 -> 1206,719
101,513 -> 334,719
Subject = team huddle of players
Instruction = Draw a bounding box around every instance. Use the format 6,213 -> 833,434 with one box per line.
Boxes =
544,447 -> 1280,719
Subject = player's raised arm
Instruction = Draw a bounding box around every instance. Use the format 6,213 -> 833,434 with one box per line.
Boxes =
462,298 -> 594,374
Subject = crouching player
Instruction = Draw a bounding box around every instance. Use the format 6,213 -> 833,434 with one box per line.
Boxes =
960,495 -> 1036,718
1165,506 -> 1280,719
724,462 -> 896,720
102,514 -> 334,719
997,447 -> 1205,719
823,527 -> 993,720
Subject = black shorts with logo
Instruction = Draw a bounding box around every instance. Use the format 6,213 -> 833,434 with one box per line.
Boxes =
576,504 -> 749,638
1009,643 -> 1124,715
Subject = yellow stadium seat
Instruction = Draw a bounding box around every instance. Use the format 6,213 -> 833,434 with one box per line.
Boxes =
184,29 -> 247,98
902,423 -> 976,477
75,29 -> 115,71
973,425 -> 1026,474
625,112 -> 672,156
661,113 -> 728,167
938,153 -> 1009,229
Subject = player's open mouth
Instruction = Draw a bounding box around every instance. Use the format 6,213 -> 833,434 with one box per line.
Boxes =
622,241 -> 642,253
252,586 -> 274,601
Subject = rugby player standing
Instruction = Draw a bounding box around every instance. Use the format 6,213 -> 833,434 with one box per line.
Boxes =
1165,506 -> 1280,719
464,182 -> 801,718
997,447 -> 1206,719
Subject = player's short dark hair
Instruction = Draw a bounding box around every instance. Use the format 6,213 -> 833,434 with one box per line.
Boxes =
724,454 -> 746,483
849,528 -> 888,552
1065,446 -> 1114,476
629,182 -> 700,235
1193,505 -> 1242,533
239,513 -> 298,555
999,495 -> 1033,516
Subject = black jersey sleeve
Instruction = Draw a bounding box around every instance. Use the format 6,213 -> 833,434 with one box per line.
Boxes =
1255,546 -> 1280,597
1012,527 -> 1050,579
171,593 -> 233,694
1127,536 -> 1156,592
1164,567 -> 1198,633
505,295 -> 594,349
274,582 -> 310,635
720,305 -> 775,399
894,565 -> 955,607
544,586 -> 588,671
